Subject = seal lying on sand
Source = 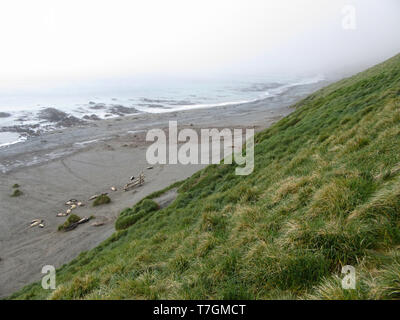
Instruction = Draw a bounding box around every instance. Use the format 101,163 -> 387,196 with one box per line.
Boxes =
29,219 -> 43,228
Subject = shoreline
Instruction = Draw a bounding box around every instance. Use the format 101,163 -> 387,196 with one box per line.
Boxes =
0,81 -> 326,298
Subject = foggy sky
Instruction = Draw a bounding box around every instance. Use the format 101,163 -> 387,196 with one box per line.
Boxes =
0,0 -> 399,89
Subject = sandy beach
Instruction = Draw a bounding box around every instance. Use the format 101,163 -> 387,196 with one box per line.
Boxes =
0,81 -> 325,298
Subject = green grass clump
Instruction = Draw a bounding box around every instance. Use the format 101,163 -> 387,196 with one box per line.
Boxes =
10,189 -> 22,197
58,214 -> 82,232
9,53 -> 400,300
12,184 -> 20,189
115,199 -> 159,230
92,194 -> 111,207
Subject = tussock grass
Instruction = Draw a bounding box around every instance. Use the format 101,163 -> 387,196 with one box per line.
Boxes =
92,194 -> 111,207
10,53 -> 400,300
58,214 -> 81,232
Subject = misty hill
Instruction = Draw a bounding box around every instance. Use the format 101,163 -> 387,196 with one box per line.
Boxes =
11,53 -> 400,300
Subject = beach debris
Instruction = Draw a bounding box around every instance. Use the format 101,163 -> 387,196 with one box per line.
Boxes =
124,173 -> 145,191
89,193 -> 108,201
147,166 -> 153,170
111,186 -> 117,191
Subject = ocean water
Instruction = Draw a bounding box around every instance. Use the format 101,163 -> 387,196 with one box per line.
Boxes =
0,74 -> 324,147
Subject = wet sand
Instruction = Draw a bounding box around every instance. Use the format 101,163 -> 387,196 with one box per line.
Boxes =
0,81 -> 326,298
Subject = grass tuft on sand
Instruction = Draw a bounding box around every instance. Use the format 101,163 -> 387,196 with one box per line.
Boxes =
92,194 -> 111,207
58,214 -> 82,232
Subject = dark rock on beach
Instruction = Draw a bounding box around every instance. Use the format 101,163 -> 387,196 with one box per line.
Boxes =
83,114 -> 101,121
0,112 -> 11,118
16,116 -> 29,122
108,105 -> 140,116
38,108 -> 68,122
38,108 -> 85,127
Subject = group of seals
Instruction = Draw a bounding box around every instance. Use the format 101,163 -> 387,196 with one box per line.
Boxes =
57,199 -> 84,217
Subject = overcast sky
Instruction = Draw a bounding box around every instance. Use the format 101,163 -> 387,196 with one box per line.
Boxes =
0,0 -> 399,89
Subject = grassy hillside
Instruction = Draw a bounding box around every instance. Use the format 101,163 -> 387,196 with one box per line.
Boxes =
11,53 -> 400,300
